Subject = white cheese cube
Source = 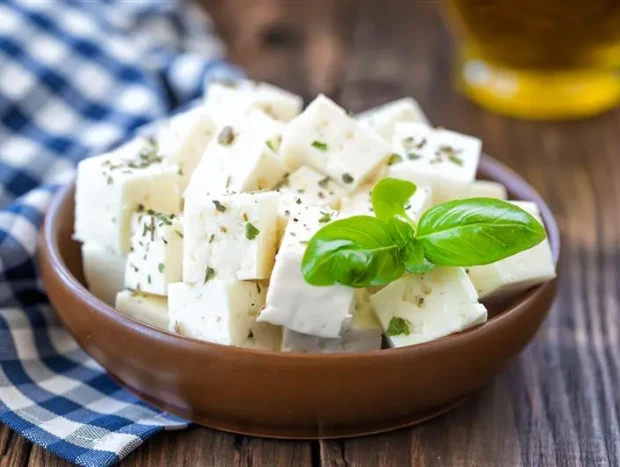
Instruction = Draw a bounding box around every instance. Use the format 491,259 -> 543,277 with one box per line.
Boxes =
356,97 -> 430,141
371,267 -> 487,348
467,180 -> 508,200
115,290 -> 168,330
387,123 -> 481,204
125,211 -> 183,296
278,204 -> 338,248
276,167 -> 347,236
183,191 -> 280,283
157,106 -> 217,190
466,201 -> 556,301
257,206 -> 354,338
280,94 -> 393,192
204,80 -> 303,125
282,289 -> 382,353
184,111 -> 287,200
279,167 -> 347,209
81,243 -> 126,306
168,281 -> 281,350
340,183 -> 432,222
74,138 -> 182,254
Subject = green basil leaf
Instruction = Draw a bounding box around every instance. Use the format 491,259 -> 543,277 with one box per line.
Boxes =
386,215 -> 415,246
416,198 -> 547,266
399,241 -> 436,273
302,216 -> 404,287
371,178 -> 417,223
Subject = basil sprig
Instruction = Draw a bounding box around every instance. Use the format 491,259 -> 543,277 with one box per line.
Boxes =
301,178 -> 547,287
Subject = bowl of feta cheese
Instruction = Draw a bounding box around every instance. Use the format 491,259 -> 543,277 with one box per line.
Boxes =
39,81 -> 559,438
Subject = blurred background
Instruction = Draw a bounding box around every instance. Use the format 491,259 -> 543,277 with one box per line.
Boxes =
203,0 -> 620,120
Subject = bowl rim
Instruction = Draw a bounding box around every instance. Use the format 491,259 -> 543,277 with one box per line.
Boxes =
44,153 -> 560,361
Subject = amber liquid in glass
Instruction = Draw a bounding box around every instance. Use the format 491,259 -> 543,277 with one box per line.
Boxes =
444,0 -> 620,119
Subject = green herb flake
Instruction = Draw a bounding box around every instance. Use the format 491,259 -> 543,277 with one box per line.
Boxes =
437,145 -> 464,166
256,283 -> 261,294
274,172 -> 290,190
386,317 -> 412,336
147,274 -> 152,284
317,176 -> 331,188
318,211 -> 333,223
341,173 -> 354,184
447,154 -> 464,166
158,263 -> 164,273
266,140 -> 277,152
213,200 -> 227,213
124,138 -> 162,170
311,141 -> 328,151
106,175 -> 114,185
204,266 -> 216,283
407,153 -> 423,161
209,234 -> 215,243
245,222 -> 260,240
217,126 -> 236,146
295,198 -> 302,205
387,153 -> 404,166
175,230 -> 184,238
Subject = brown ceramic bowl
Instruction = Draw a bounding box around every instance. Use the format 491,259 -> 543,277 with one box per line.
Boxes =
40,154 -> 559,439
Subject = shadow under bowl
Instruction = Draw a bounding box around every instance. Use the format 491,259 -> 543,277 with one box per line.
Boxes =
39,154 -> 560,439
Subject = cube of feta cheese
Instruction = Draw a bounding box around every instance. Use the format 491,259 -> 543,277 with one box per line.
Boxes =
280,95 -> 393,192
276,167 -> 348,236
340,183 -> 432,222
168,281 -> 281,350
204,80 -> 303,125
124,211 -> 183,296
467,180 -> 508,200
74,138 -> 182,254
184,111 -> 287,200
371,267 -> 487,348
183,191 -> 280,283
278,167 -> 347,209
157,106 -> 217,190
257,205 -> 355,338
81,243 -> 127,306
356,97 -> 430,142
282,290 -> 382,353
387,123 -> 481,204
115,290 -> 168,330
466,201 -> 556,301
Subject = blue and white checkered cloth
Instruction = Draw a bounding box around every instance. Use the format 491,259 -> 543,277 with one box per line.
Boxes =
0,1 -> 242,465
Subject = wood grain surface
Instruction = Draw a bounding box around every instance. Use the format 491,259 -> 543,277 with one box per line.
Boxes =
5,0 -> 620,465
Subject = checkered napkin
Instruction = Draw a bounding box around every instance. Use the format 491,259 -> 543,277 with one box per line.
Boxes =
0,1 -> 242,465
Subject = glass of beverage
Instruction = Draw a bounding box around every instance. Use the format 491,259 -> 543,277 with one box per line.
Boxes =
443,0 -> 620,119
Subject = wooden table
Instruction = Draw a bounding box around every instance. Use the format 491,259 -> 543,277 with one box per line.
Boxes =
6,1 -> 620,465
